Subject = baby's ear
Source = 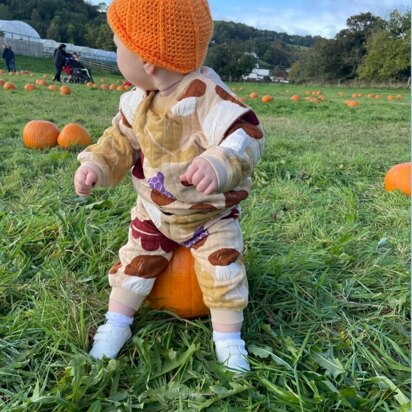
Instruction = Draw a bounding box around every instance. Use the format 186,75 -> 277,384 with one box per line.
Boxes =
143,62 -> 156,75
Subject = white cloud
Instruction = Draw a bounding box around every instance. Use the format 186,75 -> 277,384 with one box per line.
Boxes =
90,0 -> 409,38
211,1 -> 410,38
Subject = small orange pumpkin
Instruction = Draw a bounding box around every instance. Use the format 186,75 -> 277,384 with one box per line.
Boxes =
22,120 -> 60,149
261,95 -> 272,103
145,247 -> 209,319
249,92 -> 258,99
346,100 -> 359,107
4,81 -> 17,90
384,162 -> 411,196
60,85 -> 72,95
48,85 -> 59,91
24,83 -> 36,91
100,84 -> 109,90
57,123 -> 92,148
290,94 -> 301,102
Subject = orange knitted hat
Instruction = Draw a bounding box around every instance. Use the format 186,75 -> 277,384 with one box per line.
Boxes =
107,0 -> 213,73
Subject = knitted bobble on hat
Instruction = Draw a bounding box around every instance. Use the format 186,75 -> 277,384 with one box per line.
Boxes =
108,0 -> 213,73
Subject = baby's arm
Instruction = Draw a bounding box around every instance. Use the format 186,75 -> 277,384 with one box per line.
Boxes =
184,112 -> 263,194
74,90 -> 144,195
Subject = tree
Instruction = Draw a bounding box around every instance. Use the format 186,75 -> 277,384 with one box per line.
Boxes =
0,4 -> 13,20
205,43 -> 256,81
358,9 -> 411,82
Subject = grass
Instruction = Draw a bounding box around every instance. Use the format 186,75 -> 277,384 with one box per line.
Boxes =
0,56 -> 410,411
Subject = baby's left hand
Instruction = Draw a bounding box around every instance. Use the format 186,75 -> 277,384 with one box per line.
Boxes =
180,158 -> 218,195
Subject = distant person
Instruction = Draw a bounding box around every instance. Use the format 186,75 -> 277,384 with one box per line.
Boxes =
67,52 -> 94,83
2,45 -> 16,73
52,44 -> 72,82
70,53 -> 83,69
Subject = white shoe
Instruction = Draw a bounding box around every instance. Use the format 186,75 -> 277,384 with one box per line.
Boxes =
89,323 -> 132,359
215,339 -> 250,373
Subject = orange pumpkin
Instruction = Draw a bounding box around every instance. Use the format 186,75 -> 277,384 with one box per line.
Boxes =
384,162 -> 411,196
249,92 -> 258,99
24,84 -> 36,91
261,95 -> 272,103
60,85 -> 72,95
22,120 -> 59,149
57,123 -> 92,148
48,85 -> 59,91
290,94 -> 301,102
3,82 -> 17,90
145,247 -> 209,318
346,100 -> 359,107
100,84 -> 109,90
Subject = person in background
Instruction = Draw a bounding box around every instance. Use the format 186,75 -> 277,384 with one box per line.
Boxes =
2,45 -> 16,73
52,44 -> 72,81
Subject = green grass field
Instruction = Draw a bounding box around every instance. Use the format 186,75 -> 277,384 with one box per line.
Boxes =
0,56 -> 410,411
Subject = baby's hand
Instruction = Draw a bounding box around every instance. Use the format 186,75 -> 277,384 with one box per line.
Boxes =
180,158 -> 218,195
74,165 -> 98,197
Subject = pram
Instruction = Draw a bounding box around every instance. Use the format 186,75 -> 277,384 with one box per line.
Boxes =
61,57 -> 94,84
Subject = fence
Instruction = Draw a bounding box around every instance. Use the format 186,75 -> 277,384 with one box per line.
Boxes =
0,30 -> 119,73
0,32 -> 43,57
42,47 -> 119,73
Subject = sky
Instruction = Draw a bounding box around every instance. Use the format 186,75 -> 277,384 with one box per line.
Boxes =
90,0 -> 410,38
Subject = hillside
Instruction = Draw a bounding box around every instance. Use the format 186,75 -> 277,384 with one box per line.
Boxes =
0,0 -> 315,73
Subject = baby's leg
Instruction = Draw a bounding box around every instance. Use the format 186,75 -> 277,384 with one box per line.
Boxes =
189,211 -> 250,372
90,207 -> 178,359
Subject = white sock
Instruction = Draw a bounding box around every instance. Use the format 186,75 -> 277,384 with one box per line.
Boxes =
213,330 -> 241,342
105,311 -> 133,328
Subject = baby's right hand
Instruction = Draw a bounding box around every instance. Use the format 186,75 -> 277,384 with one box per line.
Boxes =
74,165 -> 98,197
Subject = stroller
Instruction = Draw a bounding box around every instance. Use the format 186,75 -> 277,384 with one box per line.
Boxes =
61,57 -> 94,84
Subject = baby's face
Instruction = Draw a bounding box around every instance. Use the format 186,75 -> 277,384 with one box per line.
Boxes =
113,35 -> 154,90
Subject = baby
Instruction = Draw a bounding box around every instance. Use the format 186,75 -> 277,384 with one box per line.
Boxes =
74,0 -> 264,372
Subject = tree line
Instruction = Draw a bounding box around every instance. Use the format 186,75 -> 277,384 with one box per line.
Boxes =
0,0 -> 409,83
290,10 -> 411,83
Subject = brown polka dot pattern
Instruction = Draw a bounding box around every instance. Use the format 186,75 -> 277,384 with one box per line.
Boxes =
208,248 -> 240,266
180,179 -> 194,187
109,261 -> 122,274
120,109 -> 132,128
178,79 -> 207,100
191,236 -> 208,250
124,255 -> 169,278
215,85 -> 246,108
151,190 -> 176,206
189,203 -> 217,210
225,118 -> 263,140
224,190 -> 249,207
